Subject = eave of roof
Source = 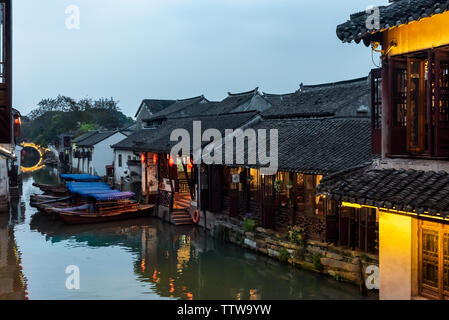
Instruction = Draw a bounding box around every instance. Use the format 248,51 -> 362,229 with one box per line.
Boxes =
318,168 -> 449,218
77,131 -> 119,147
336,0 -> 449,44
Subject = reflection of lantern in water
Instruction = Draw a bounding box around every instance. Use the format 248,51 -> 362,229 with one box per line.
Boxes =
169,278 -> 175,293
186,292 -> 193,300
141,259 -> 146,272
152,269 -> 160,283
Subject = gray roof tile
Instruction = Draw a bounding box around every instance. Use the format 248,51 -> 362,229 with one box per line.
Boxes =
337,0 -> 449,43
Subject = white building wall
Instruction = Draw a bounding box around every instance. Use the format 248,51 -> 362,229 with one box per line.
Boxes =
113,149 -> 137,185
90,132 -> 126,177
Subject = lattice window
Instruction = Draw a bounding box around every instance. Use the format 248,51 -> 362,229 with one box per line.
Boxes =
393,68 -> 408,127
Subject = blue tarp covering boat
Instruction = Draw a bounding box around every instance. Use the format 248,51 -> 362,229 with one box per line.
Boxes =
90,192 -> 136,201
60,174 -> 102,182
65,182 -> 135,200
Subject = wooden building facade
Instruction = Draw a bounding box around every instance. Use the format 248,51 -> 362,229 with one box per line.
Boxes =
330,0 -> 449,300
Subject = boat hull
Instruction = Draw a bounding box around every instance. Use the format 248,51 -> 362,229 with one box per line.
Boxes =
59,205 -> 154,225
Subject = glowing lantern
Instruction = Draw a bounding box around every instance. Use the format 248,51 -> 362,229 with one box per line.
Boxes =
14,117 -> 21,125
169,156 -> 174,167
141,153 -> 146,163
187,157 -> 193,169
153,153 -> 158,164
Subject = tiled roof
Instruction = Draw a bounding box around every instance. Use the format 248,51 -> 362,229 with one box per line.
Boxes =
141,112 -> 259,154
233,117 -> 372,174
111,129 -> 153,151
143,95 -> 208,122
112,112 -> 259,153
204,88 -> 260,115
318,169 -> 449,217
134,99 -> 176,118
72,131 -> 98,144
263,77 -> 370,118
263,92 -> 296,106
337,0 -> 449,43
77,131 -> 118,147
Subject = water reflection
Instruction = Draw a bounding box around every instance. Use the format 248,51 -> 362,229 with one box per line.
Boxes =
5,167 -> 377,300
29,213 -> 375,300
0,211 -> 27,300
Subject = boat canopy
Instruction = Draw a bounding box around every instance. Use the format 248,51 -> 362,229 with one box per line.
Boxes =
60,174 -> 102,182
66,182 -> 135,200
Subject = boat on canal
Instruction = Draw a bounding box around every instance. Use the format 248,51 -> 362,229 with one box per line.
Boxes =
30,174 -> 153,224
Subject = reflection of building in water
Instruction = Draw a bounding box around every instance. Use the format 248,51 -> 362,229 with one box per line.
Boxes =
0,214 -> 27,300
176,235 -> 191,273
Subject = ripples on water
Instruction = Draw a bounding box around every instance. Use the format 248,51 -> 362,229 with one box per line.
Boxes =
0,167 -> 378,300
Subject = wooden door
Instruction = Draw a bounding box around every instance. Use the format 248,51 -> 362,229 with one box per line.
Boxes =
419,221 -> 449,299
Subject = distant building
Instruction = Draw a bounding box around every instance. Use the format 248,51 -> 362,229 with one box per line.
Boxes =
72,131 -> 126,177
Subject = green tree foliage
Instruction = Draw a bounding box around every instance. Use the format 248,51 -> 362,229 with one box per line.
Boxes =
21,95 -> 134,146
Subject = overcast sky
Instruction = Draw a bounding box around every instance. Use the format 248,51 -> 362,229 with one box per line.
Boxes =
13,0 -> 388,117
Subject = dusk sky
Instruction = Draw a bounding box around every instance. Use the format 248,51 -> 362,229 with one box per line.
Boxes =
13,0 -> 388,117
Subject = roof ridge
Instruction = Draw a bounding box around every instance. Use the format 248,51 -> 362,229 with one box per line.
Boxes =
302,76 -> 368,91
176,95 -> 205,102
262,91 -> 297,97
227,88 -> 259,97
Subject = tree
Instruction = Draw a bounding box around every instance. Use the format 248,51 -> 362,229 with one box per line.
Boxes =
21,95 -> 134,146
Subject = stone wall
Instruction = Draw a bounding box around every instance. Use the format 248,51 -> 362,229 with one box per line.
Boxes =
212,219 -> 379,288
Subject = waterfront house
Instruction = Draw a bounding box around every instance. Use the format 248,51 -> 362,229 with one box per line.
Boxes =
112,95 -> 213,193
112,90 -> 270,204
127,81 -> 374,242
111,80 -> 379,284
202,77 -> 374,246
318,0 -> 449,300
72,130 -> 126,177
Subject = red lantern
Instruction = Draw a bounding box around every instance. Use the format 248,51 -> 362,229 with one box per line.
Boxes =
169,156 -> 174,167
153,154 -> 158,164
141,153 -> 146,163
187,157 -> 193,169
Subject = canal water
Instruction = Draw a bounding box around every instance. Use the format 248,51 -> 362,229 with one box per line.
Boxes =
1,167 -> 377,300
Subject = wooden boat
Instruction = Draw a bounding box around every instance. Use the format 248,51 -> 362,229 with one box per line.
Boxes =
33,183 -> 67,193
30,196 -> 75,212
58,203 -> 154,225
30,177 -> 151,225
